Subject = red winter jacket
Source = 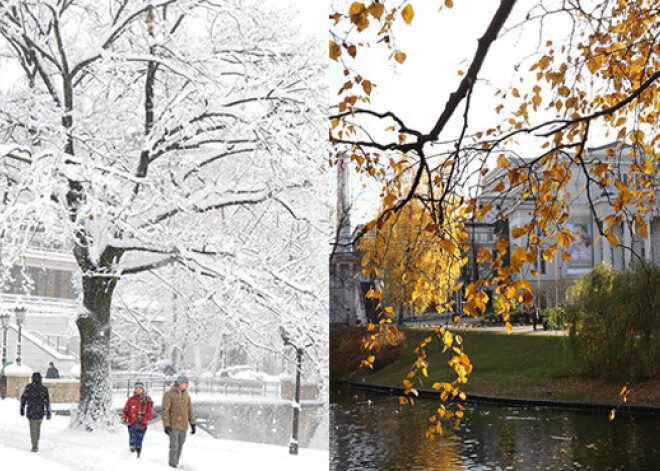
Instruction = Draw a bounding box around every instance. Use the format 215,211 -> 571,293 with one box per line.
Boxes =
122,393 -> 153,429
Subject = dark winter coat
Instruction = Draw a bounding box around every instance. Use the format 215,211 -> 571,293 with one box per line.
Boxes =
162,386 -> 196,431
45,367 -> 60,379
0,374 -> 6,388
122,393 -> 153,429
20,373 -> 51,420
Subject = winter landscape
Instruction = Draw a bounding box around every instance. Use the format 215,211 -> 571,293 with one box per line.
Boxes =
0,0 -> 327,468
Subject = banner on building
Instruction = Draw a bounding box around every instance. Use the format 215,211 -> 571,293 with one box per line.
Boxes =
566,220 -> 593,274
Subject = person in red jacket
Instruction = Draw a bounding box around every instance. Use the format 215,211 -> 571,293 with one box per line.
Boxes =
121,381 -> 153,458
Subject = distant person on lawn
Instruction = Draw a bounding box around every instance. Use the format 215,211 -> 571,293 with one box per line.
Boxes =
121,381 -> 153,458
20,372 -> 51,452
162,375 -> 197,468
45,362 -> 60,379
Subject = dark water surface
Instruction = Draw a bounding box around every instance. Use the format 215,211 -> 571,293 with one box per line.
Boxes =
331,384 -> 660,470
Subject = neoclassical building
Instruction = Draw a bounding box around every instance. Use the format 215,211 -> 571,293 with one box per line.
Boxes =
475,142 -> 660,307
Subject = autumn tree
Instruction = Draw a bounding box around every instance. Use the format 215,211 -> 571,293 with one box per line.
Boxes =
359,194 -> 464,326
330,0 -> 660,431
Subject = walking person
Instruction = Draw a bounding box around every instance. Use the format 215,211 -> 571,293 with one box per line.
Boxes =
121,381 -> 153,458
162,375 -> 197,468
20,372 -> 51,452
45,362 -> 60,379
0,370 -> 7,400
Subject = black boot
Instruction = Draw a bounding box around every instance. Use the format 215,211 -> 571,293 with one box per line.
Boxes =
31,444 -> 38,452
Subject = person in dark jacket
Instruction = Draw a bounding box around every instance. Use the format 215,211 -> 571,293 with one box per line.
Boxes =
45,362 -> 60,379
121,381 -> 153,458
20,372 -> 51,452
0,371 -> 7,399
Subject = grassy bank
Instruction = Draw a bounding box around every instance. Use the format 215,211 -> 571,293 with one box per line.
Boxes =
332,327 -> 660,406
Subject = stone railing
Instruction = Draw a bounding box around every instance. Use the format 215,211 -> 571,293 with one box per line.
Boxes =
43,379 -> 79,403
280,380 -> 320,402
5,371 -> 79,403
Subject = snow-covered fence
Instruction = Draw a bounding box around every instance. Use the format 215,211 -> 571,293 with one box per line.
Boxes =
111,373 -> 281,399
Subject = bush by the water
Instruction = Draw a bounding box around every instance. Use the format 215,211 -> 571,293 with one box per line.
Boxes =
567,262 -> 660,379
330,327 -> 406,379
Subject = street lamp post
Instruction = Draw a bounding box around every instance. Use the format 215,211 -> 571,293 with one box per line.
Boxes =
280,327 -> 303,456
15,307 -> 26,367
0,314 -> 10,366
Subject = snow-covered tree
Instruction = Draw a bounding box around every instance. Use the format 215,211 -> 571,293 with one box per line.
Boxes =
0,0 -> 326,430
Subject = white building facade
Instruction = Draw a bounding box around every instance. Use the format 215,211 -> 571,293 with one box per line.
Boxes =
477,142 -> 660,307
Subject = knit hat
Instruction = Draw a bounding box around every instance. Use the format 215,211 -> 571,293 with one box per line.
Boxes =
174,375 -> 189,386
134,381 -> 145,390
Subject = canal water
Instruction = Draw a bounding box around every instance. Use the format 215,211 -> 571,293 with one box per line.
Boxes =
331,385 -> 660,470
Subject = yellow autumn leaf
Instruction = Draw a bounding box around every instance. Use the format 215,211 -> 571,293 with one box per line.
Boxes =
606,230 -> 619,247
510,246 -> 527,267
492,181 -> 506,192
394,51 -> 407,64
638,223 -> 648,238
497,154 -> 508,168
370,2 -> 384,19
362,80 -> 372,95
349,2 -> 366,15
401,4 -> 414,24
476,247 -> 492,263
609,409 -> 616,421
329,41 -> 341,61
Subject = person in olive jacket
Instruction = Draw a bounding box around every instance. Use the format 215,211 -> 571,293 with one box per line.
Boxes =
161,375 -> 196,468
20,372 -> 51,452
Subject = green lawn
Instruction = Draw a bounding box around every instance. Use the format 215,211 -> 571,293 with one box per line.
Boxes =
367,328 -> 581,399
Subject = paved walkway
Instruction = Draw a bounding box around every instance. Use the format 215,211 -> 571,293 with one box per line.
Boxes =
403,320 -> 568,336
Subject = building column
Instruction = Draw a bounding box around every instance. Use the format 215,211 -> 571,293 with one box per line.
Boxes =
623,222 -> 632,267
603,230 -> 613,266
644,216 -> 652,262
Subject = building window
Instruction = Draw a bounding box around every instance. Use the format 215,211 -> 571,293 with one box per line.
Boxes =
2,266 -> 75,300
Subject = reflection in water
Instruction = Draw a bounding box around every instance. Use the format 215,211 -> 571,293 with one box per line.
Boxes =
331,385 -> 660,470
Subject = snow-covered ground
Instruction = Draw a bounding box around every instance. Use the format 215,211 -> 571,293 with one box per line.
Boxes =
0,399 -> 328,470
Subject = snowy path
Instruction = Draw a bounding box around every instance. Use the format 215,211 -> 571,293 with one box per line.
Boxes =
0,400 -> 328,470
